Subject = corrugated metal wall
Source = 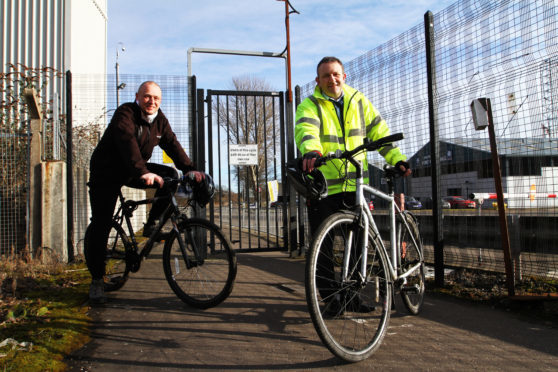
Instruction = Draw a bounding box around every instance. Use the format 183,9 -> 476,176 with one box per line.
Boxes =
1,0 -> 66,103
1,0 -> 65,68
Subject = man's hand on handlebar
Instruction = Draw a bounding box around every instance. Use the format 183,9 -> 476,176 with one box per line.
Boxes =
186,171 -> 205,183
141,172 -> 164,188
395,160 -> 412,177
302,151 -> 322,173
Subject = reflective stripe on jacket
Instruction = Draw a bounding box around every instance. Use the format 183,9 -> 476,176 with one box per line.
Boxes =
295,84 -> 406,195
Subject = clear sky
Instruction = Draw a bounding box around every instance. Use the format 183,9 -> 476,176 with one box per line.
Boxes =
107,0 -> 456,91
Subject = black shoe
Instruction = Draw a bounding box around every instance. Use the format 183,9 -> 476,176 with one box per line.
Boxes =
89,279 -> 107,304
323,299 -> 344,317
347,297 -> 376,313
142,222 -> 156,237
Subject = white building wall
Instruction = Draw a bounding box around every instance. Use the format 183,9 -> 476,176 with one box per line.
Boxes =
66,0 -> 106,74
65,0 -> 108,128
410,167 -> 558,209
504,167 -> 558,209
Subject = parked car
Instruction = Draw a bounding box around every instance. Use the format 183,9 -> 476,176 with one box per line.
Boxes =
442,196 -> 476,209
441,199 -> 451,209
368,200 -> 375,211
404,196 -> 422,210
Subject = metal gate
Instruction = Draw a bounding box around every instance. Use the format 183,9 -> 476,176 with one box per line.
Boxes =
196,89 -> 288,252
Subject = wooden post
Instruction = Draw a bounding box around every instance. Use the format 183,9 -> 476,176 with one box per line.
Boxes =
471,98 -> 515,296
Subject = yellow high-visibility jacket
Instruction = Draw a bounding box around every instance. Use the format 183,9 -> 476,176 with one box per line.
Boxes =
295,84 -> 406,195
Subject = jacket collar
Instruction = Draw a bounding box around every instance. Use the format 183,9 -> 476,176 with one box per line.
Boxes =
313,84 -> 358,102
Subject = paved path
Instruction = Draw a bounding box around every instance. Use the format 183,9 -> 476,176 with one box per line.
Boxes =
67,248 -> 558,371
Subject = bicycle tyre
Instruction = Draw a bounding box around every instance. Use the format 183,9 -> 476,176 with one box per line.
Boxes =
162,217 -> 237,309
305,211 -> 392,362
397,211 -> 425,315
84,222 -> 131,292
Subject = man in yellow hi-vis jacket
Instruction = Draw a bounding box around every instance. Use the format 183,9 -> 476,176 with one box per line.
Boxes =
295,56 -> 411,314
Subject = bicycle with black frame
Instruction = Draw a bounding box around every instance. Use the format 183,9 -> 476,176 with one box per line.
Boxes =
84,172 -> 237,309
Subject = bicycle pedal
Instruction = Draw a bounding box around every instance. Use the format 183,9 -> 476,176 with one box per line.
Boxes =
153,233 -> 170,242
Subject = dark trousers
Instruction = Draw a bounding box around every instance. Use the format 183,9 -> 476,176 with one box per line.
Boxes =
85,163 -> 178,280
308,192 -> 357,302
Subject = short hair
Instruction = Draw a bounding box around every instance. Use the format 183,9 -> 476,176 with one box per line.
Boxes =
137,81 -> 161,93
316,56 -> 345,76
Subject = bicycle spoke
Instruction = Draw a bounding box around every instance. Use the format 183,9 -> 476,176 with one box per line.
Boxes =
163,218 -> 237,309
306,213 -> 391,362
398,212 -> 425,315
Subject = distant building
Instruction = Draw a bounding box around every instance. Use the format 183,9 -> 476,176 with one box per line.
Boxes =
404,138 -> 558,209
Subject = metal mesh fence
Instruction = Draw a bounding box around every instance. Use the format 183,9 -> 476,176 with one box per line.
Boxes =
298,0 -> 558,290
0,64 -> 66,256
0,130 -> 29,255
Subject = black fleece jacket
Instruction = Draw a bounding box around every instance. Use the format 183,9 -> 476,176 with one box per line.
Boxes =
89,102 -> 194,186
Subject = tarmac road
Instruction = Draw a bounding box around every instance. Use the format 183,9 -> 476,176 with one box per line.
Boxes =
66,247 -> 558,371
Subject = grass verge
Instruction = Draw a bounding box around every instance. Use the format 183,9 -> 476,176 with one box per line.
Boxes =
427,267 -> 558,325
0,255 -> 91,372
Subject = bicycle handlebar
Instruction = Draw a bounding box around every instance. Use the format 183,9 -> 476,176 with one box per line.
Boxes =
315,132 -> 405,170
160,172 -> 203,190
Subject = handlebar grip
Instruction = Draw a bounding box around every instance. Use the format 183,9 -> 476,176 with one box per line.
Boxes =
366,133 -> 404,152
377,133 -> 404,147
314,157 -> 327,168
384,133 -> 404,143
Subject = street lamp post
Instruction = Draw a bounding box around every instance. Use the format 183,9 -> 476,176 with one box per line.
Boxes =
115,42 -> 126,107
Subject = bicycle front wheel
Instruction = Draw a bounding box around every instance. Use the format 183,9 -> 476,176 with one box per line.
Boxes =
84,222 -> 131,292
398,211 -> 425,314
306,212 -> 392,362
163,217 -> 237,309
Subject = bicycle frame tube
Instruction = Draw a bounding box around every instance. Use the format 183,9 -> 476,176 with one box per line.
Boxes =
362,184 -> 399,280
354,175 -> 370,282
347,156 -> 399,281
119,192 -> 177,259
394,213 -> 423,281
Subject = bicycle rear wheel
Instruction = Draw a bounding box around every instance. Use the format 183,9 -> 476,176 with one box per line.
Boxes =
397,211 -> 425,314
84,222 -> 131,292
306,212 -> 392,362
163,217 -> 237,309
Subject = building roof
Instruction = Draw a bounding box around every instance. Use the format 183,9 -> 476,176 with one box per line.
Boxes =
444,137 -> 558,157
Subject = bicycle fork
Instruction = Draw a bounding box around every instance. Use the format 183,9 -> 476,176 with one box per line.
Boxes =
171,218 -> 205,270
342,213 -> 370,284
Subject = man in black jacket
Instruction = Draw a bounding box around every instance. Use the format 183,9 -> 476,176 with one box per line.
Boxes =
86,81 -> 203,303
